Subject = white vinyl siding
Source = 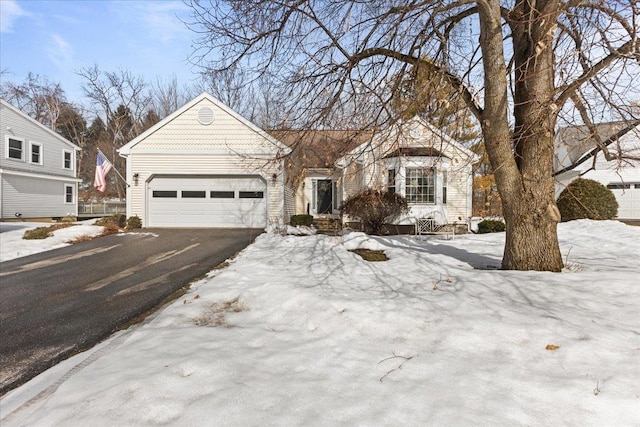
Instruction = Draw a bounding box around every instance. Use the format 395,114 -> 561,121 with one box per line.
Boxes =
1,174 -> 78,218
343,163 -> 363,200
127,98 -> 281,155
1,100 -> 81,219
441,165 -> 473,222
1,101 -> 79,178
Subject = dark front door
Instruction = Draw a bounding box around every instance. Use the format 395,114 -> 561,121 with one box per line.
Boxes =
316,179 -> 333,214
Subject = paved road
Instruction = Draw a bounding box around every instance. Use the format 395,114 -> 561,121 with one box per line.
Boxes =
0,228 -> 261,395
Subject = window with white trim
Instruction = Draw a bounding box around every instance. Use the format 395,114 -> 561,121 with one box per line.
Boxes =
64,184 -> 74,204
63,150 -> 73,170
387,169 -> 396,194
6,137 -> 24,161
406,168 -> 435,204
30,142 -> 43,165
442,171 -> 447,204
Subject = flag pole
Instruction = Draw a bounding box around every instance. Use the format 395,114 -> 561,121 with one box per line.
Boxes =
98,149 -> 130,188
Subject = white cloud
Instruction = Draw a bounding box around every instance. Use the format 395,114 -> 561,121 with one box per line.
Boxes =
135,2 -> 188,42
47,34 -> 74,69
0,0 -> 28,33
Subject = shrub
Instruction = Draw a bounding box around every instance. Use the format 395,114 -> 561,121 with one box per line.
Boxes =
95,214 -> 126,228
290,214 -> 314,227
339,189 -> 409,235
557,178 -> 618,221
101,222 -> 120,236
126,215 -> 142,230
24,227 -> 53,240
477,219 -> 506,234
23,223 -> 72,240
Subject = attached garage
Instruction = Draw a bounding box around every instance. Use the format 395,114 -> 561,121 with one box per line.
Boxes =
118,93 -> 290,228
607,182 -> 640,220
147,175 -> 267,228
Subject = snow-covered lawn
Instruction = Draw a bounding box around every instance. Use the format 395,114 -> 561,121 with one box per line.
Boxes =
0,221 -> 104,262
1,220 -> 639,426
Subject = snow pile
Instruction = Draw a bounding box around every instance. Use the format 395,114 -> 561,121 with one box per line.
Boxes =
0,221 -> 104,262
2,220 -> 639,426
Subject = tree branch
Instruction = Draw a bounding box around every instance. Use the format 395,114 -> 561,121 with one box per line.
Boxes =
556,40 -> 637,109
348,48 -> 483,120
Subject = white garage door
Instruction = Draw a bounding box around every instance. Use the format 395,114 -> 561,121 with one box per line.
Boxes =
607,182 -> 640,220
148,176 -> 267,227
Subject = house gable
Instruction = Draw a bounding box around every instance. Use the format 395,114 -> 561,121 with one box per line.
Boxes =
119,93 -> 290,228
335,116 -> 477,225
1,99 -> 80,179
119,93 -> 289,156
340,116 -> 478,166
0,99 -> 81,153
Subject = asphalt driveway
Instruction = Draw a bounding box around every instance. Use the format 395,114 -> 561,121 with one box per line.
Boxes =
0,228 -> 262,395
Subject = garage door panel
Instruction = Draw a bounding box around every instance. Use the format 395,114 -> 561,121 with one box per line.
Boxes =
608,182 -> 640,220
148,176 -> 267,228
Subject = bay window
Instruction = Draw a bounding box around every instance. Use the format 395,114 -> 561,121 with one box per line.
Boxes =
406,168 -> 435,204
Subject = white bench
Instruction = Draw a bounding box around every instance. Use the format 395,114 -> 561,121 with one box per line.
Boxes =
415,217 -> 454,240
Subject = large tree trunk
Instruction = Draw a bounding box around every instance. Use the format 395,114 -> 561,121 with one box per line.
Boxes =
478,0 -> 564,272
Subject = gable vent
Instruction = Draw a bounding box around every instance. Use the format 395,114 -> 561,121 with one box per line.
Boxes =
198,107 -> 214,125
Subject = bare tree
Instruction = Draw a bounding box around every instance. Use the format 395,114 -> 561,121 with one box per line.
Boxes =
78,65 -> 151,138
185,0 -> 639,272
194,62 -> 261,121
1,73 -> 67,130
151,75 -> 191,118
78,65 -> 152,199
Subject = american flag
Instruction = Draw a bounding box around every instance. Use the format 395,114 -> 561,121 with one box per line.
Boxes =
94,150 -> 113,192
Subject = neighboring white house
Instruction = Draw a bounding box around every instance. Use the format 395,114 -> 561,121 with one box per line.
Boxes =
555,122 -> 640,220
118,92 -> 291,228
0,99 -> 81,220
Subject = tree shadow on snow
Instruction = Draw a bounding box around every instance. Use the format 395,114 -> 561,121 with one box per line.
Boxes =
379,236 -> 502,270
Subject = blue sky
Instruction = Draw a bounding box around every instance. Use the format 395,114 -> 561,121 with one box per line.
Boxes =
0,0 -> 200,102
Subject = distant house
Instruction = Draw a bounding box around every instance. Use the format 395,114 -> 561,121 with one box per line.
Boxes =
1,99 -> 81,220
275,116 -> 478,229
118,92 -> 290,228
555,122 -> 640,220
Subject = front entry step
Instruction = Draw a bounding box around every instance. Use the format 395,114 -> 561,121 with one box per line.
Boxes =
313,217 -> 342,234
